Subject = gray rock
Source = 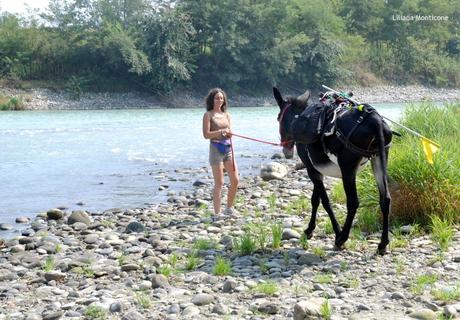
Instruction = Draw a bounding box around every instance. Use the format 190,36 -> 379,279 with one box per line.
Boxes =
193,179 -> 211,187
121,264 -> 140,272
223,279 -> 238,293
260,162 -> 288,180
0,223 -> 14,230
391,292 -> 406,300
47,208 -> 64,220
42,311 -> 64,320
44,271 -> 66,282
182,306 -> 200,318
110,301 -> 123,313
452,251 -> 460,262
125,221 -> 145,233
444,305 -> 458,318
121,310 -> 145,320
400,225 -> 413,234
84,234 -> 99,244
68,210 -> 91,225
409,309 -> 437,320
212,303 -> 229,315
258,302 -> 279,314
168,304 -> 180,314
16,217 -> 30,223
282,228 -> 301,240
298,253 -> 323,265
151,274 -> 169,289
192,293 -> 214,306
71,222 -> 88,231
293,298 -> 326,320
271,153 -> 284,159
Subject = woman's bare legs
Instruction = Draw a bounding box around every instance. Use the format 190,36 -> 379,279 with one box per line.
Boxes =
223,160 -> 239,209
211,164 -> 224,214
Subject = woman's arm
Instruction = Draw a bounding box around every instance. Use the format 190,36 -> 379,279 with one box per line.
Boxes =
202,112 -> 228,139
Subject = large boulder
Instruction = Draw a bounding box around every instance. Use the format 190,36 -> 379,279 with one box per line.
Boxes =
67,210 -> 91,225
260,162 -> 288,180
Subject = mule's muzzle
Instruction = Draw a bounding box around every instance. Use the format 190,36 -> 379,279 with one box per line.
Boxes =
283,146 -> 294,159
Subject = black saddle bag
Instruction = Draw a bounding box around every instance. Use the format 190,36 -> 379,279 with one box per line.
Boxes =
291,103 -> 330,144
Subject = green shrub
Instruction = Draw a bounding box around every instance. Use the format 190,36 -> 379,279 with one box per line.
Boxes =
0,95 -> 24,110
356,102 -> 460,227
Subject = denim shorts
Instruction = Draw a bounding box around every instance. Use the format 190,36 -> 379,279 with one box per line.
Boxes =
209,142 -> 232,166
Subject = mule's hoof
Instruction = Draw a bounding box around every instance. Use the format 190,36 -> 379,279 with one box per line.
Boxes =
377,246 -> 388,255
304,229 -> 313,240
334,243 -> 345,251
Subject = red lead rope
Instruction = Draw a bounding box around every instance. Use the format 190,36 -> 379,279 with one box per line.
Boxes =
231,133 -> 281,146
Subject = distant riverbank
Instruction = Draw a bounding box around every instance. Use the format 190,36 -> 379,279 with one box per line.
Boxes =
1,85 -> 459,110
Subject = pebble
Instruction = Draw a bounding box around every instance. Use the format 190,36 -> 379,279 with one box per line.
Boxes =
0,223 -> 14,230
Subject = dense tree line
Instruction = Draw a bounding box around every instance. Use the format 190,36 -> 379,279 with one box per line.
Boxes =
0,0 -> 459,95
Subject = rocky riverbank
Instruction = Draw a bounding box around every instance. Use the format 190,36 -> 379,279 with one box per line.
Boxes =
1,160 -> 460,320
1,85 -> 459,110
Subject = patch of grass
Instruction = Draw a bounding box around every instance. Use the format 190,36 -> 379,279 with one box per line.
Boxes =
324,219 -> 334,235
286,195 -> 310,215
259,259 -> 269,275
72,265 -> 95,278
213,256 -> 232,276
100,220 -> 114,228
268,193 -> 277,212
271,223 -> 283,249
84,305 -> 107,319
253,281 -> 278,296
430,215 -> 454,252
234,230 -> 257,256
256,224 -> 269,251
135,292 -> 152,309
169,253 -> 179,268
193,238 -> 218,250
312,246 -> 326,259
158,264 -> 173,277
393,257 -> 406,276
117,254 -> 127,266
356,208 -> 380,233
410,274 -> 438,295
299,233 -> 309,250
320,299 -> 333,320
313,274 -> 333,284
345,276 -> 360,289
431,284 -> 460,303
184,251 -> 202,271
42,256 -> 55,272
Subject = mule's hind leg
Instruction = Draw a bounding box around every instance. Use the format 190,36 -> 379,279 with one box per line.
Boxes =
371,156 -> 391,255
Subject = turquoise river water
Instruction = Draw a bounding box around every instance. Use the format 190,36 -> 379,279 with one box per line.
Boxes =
0,104 -> 406,232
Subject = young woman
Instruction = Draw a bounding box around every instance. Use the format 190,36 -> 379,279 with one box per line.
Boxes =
202,88 -> 239,217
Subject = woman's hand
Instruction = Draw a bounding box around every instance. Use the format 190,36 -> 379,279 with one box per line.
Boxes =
222,128 -> 232,138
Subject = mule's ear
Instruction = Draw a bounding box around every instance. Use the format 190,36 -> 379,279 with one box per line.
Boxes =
297,90 -> 310,107
273,87 -> 285,109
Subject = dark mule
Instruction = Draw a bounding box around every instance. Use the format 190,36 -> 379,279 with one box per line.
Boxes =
273,87 -> 393,254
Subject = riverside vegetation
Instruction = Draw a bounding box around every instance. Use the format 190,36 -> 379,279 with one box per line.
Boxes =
1,101 -> 460,319
1,0 -> 459,97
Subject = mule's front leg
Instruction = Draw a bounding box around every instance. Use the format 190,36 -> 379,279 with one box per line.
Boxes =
304,187 -> 319,239
335,172 -> 359,250
306,175 -> 342,240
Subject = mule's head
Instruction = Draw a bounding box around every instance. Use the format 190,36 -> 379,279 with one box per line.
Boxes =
273,87 -> 310,159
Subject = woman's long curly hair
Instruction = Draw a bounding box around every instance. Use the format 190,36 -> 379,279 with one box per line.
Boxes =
205,88 -> 228,112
